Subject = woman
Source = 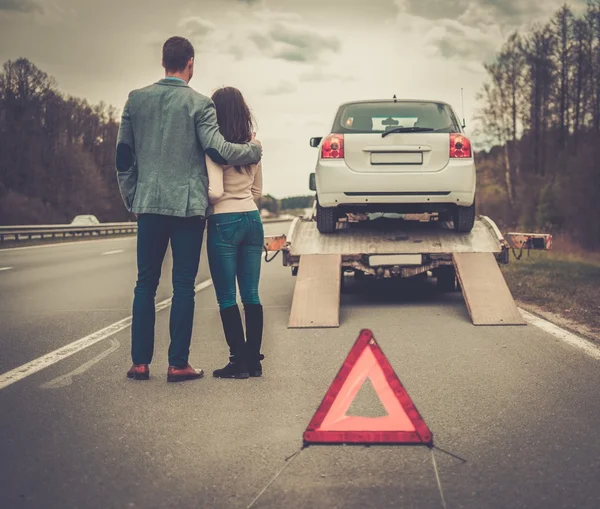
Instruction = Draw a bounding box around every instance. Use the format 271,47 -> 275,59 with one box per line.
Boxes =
206,87 -> 265,379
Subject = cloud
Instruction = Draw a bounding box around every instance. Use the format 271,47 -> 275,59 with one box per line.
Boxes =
226,43 -> 245,61
178,7 -> 341,64
298,66 -> 352,83
396,0 -> 470,21
178,16 -> 216,39
396,0 -> 566,27
267,22 -> 341,63
393,0 -> 588,62
427,19 -> 502,63
393,0 -> 522,62
0,0 -> 41,13
248,32 -> 273,52
263,80 -> 297,95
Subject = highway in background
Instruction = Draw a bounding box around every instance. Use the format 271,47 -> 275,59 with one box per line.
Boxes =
1,223 -> 599,509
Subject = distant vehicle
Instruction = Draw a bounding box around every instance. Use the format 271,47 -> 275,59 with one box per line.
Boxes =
309,99 -> 476,234
70,215 -> 100,226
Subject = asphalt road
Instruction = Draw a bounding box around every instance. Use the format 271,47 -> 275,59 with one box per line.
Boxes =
1,224 -> 599,509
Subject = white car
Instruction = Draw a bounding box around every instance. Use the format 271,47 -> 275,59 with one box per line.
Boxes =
309,99 -> 476,233
70,215 -> 100,226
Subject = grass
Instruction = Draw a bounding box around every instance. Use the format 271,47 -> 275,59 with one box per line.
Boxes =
501,244 -> 600,335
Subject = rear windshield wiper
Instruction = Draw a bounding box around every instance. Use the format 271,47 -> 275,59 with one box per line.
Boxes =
381,127 -> 434,138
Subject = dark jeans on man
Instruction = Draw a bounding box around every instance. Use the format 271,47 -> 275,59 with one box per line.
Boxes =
131,214 -> 206,368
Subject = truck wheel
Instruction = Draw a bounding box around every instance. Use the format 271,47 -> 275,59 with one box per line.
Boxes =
436,266 -> 457,292
453,203 -> 475,233
316,203 -> 337,233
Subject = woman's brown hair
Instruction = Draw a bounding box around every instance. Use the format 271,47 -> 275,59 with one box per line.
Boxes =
211,87 -> 256,173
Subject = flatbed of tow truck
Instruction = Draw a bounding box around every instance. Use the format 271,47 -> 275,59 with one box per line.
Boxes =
264,214 -> 550,329
287,216 -> 504,256
279,215 -> 507,278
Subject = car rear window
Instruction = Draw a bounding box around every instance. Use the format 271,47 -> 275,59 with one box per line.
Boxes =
333,101 -> 461,134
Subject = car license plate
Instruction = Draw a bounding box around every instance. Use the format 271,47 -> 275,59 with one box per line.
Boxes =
369,254 -> 423,266
370,152 -> 423,165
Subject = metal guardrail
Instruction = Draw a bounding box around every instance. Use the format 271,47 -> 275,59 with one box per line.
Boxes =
0,222 -> 138,242
0,216 -> 294,243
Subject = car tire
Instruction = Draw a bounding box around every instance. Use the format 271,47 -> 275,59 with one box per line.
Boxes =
453,203 -> 475,233
316,202 -> 337,234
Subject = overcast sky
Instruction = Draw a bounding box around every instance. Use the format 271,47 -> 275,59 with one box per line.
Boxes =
0,0 -> 587,198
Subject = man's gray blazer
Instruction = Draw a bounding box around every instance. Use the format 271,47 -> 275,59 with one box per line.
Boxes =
115,78 -> 262,217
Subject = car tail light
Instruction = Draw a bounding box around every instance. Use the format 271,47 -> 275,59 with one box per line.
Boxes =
450,134 -> 472,158
321,134 -> 344,159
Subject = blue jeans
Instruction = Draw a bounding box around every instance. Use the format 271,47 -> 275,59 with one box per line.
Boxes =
132,214 -> 205,368
207,211 -> 263,310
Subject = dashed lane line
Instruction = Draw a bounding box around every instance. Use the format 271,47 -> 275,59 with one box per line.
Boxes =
41,338 -> 121,389
0,279 -> 213,391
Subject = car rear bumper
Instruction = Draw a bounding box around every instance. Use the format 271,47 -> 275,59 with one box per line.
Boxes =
316,159 -> 476,208
317,193 -> 475,212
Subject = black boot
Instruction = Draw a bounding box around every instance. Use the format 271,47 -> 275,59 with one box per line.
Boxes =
244,304 -> 264,377
213,305 -> 249,379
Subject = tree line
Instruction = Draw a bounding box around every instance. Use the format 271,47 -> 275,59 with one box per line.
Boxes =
0,58 -> 129,225
0,58 -> 314,226
476,1 -> 600,249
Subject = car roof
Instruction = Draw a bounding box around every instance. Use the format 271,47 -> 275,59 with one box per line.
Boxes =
338,99 -> 452,108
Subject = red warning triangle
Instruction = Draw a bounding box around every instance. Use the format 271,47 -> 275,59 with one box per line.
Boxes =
303,329 -> 432,445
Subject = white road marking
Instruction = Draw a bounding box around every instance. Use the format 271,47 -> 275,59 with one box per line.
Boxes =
0,236 -> 135,253
0,279 -> 213,391
41,338 -> 121,389
102,249 -> 125,256
0,266 -> 13,271
520,308 -> 600,361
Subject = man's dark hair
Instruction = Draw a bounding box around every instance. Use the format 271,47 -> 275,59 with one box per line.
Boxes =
162,37 -> 195,73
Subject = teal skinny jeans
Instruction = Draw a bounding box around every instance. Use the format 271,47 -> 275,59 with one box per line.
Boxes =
207,211 -> 264,310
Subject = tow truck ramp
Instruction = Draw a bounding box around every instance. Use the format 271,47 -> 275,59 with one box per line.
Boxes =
289,254 -> 341,328
453,253 -> 525,326
265,216 -> 545,328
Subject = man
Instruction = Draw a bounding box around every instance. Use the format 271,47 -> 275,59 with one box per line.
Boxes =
116,36 -> 262,382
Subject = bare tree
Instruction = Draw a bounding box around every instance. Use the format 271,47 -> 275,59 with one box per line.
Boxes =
552,5 -> 573,143
476,2 -> 600,248
0,58 -> 127,225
